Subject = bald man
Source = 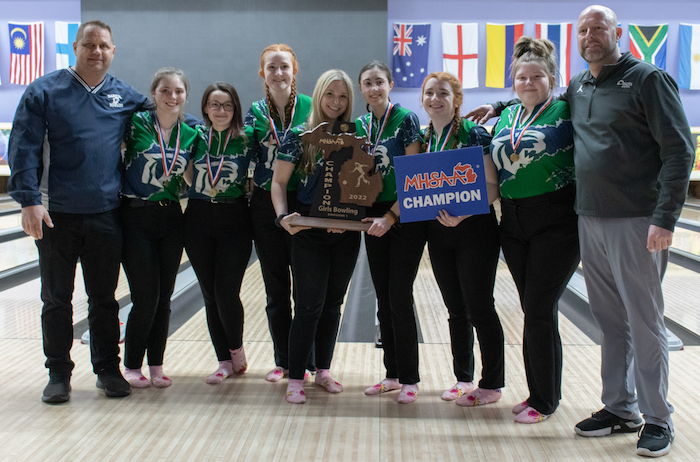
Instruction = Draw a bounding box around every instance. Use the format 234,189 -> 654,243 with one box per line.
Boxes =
566,6 -> 694,458
469,5 -> 693,458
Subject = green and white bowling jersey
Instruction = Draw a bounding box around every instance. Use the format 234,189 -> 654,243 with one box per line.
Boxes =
188,124 -> 254,200
355,104 -> 422,203
422,118 -> 491,155
244,93 -> 312,191
123,110 -> 199,202
490,99 -> 575,200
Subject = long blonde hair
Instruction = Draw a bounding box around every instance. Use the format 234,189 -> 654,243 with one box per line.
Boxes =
300,69 -> 354,174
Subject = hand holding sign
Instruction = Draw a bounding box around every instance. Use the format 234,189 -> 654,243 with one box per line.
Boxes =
394,146 -> 489,223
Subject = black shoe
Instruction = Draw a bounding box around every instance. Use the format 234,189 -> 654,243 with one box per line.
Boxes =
42,373 -> 71,404
96,370 -> 131,398
637,424 -> 674,457
575,408 -> 643,437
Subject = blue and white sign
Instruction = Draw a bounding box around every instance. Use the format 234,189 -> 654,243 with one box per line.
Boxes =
394,146 -> 489,223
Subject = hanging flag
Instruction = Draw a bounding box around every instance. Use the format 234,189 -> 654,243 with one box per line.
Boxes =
9,22 -> 44,86
679,23 -> 700,90
442,23 -> 478,89
536,22 -> 572,86
55,21 -> 80,70
392,23 -> 431,88
485,23 -> 524,88
629,24 -> 668,70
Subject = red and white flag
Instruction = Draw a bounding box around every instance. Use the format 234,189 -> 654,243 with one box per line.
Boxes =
442,23 -> 478,89
9,22 -> 44,86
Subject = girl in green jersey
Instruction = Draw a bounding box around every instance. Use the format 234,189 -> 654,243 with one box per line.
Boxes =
490,37 -> 578,424
245,44 -> 314,382
356,61 -> 424,404
420,72 -> 505,408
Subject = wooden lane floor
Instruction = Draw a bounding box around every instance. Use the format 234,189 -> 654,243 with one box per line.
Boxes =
0,253 -> 187,339
0,235 -> 37,273
0,263 -> 131,339
2,253 -> 699,461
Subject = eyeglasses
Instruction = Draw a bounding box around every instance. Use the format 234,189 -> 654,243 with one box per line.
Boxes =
207,101 -> 234,112
361,80 -> 387,90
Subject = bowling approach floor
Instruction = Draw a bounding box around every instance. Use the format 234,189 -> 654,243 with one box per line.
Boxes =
1,195 -> 700,461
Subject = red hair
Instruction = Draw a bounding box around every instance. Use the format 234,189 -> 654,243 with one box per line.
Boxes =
420,72 -> 464,151
259,44 -> 299,130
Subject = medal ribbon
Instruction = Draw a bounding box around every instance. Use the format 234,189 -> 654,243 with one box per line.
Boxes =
206,126 -> 232,187
427,120 -> 454,153
155,116 -> 181,177
366,102 -> 393,156
509,96 -> 552,155
267,95 -> 297,147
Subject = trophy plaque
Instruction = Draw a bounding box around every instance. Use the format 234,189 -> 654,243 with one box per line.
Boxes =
289,121 -> 382,231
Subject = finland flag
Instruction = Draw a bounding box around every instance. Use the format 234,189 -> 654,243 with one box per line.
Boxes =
55,21 -> 80,70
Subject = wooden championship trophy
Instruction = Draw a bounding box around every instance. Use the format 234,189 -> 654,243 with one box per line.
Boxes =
289,121 -> 383,231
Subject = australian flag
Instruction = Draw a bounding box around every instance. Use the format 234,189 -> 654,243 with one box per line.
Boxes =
392,23 -> 430,88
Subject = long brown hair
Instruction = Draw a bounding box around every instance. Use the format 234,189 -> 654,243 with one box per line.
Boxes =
150,67 -> 189,121
357,60 -> 393,112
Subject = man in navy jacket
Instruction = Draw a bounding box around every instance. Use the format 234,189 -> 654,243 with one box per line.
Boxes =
8,20 -> 147,403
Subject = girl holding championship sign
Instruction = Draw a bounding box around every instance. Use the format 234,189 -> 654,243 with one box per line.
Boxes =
419,72 -> 505,407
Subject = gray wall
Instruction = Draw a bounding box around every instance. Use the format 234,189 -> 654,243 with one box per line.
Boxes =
82,0 -> 387,120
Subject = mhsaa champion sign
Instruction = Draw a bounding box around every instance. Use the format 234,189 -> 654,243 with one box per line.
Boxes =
394,146 -> 489,223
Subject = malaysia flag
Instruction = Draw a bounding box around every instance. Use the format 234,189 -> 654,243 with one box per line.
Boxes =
536,23 -> 572,86
392,23 -> 431,88
9,22 -> 44,86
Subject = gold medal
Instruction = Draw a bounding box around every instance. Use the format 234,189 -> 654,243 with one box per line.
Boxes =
340,123 -> 349,132
510,153 -> 519,162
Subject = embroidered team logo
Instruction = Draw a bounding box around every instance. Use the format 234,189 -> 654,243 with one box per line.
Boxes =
576,85 -> 584,93
617,80 -> 633,89
107,94 -> 124,108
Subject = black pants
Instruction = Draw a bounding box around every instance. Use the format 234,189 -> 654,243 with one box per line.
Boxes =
287,228 -> 360,380
184,199 -> 252,361
121,201 -> 184,369
365,202 -> 427,385
499,185 -> 580,415
37,209 -> 123,375
250,187 -> 313,370
427,207 -> 504,388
